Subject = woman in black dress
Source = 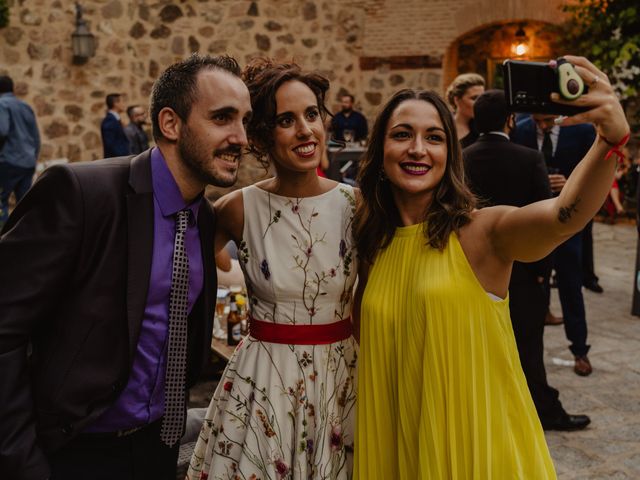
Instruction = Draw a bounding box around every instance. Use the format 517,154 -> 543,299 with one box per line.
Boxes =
445,73 -> 485,148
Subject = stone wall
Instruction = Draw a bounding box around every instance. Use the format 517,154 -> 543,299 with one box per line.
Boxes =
1,0 -> 563,179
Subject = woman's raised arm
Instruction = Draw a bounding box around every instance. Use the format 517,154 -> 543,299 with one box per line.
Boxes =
487,55 -> 630,264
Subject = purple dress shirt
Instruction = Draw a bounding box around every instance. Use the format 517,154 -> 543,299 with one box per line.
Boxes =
86,148 -> 204,432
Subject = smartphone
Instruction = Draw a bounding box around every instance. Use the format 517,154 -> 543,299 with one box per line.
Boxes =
503,59 -> 589,116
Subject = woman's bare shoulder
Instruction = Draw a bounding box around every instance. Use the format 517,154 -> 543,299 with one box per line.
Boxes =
214,189 -> 245,241
214,189 -> 243,212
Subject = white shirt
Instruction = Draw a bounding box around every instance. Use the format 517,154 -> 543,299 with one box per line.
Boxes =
480,131 -> 510,140
535,124 -> 560,156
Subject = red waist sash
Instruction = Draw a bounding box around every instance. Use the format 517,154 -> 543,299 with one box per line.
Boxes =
249,316 -> 353,345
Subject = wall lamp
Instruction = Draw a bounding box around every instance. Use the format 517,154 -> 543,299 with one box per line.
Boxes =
71,2 -> 96,65
511,24 -> 530,57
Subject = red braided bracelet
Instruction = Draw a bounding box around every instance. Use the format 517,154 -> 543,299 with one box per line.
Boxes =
601,132 -> 630,161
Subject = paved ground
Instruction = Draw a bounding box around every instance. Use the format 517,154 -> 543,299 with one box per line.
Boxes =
190,221 -> 640,479
545,221 -> 640,479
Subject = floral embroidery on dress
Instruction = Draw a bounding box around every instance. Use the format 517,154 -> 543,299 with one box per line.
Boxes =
239,240 -> 249,264
260,259 -> 271,280
187,185 -> 358,480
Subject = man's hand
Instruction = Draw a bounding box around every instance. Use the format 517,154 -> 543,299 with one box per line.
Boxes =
549,173 -> 567,193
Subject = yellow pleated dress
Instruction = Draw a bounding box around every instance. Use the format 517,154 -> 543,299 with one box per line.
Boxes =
354,223 -> 556,479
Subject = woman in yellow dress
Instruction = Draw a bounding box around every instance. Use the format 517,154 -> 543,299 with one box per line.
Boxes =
353,56 -> 629,479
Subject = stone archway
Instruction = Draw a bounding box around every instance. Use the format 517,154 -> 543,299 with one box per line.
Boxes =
443,20 -> 561,91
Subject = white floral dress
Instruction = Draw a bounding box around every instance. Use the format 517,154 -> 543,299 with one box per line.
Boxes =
187,184 -> 358,480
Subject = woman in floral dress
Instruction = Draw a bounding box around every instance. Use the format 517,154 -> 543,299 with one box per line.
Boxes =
187,59 -> 358,480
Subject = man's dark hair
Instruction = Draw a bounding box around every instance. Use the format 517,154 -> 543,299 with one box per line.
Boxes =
473,89 -> 510,134
150,54 -> 241,141
126,105 -> 140,120
106,93 -> 122,109
341,93 -> 355,102
0,75 -> 14,94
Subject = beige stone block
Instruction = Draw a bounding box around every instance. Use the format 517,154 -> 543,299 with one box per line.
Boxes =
2,27 -> 23,46
44,119 -> 70,139
14,82 -> 29,97
130,22 -> 147,40
198,26 -> 215,38
229,2 -> 251,18
102,0 -> 124,20
39,144 -> 55,161
33,96 -> 55,117
82,131 -> 101,150
159,5 -> 183,23
171,36 -> 185,55
67,143 -> 82,163
20,9 -> 42,26
64,105 -> 84,122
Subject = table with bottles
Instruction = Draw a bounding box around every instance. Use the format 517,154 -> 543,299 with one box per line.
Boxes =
210,286 -> 249,361
326,142 -> 366,182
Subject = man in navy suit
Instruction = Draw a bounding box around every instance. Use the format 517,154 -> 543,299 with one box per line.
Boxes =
512,114 -> 596,376
100,93 -> 130,158
464,90 -> 590,431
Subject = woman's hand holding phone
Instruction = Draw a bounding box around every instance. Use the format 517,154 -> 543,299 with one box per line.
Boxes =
551,56 -> 629,146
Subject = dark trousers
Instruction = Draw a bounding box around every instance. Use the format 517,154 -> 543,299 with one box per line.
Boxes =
582,220 -> 599,285
49,420 -> 179,480
510,280 -> 565,424
555,231 -> 590,357
0,163 -> 35,224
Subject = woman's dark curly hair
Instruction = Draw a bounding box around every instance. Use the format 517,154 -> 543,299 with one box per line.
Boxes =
242,58 -> 331,168
353,89 -> 476,265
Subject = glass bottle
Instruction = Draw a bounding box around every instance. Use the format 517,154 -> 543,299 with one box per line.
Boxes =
227,295 -> 242,346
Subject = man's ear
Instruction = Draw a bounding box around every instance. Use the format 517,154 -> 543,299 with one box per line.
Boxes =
157,107 -> 182,142
453,96 -> 461,112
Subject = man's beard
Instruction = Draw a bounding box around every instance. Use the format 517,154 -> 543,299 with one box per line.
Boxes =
177,126 -> 241,188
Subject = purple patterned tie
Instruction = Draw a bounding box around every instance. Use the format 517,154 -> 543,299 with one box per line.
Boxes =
160,209 -> 190,446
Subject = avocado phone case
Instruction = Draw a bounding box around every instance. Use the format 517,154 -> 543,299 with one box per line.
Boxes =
503,60 -> 589,116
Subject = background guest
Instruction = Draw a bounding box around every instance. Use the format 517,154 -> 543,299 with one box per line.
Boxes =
0,75 -> 40,226
101,93 -> 130,158
445,72 -> 485,148
330,93 -> 368,143
464,89 -> 590,432
124,105 -> 150,155
512,113 -> 597,376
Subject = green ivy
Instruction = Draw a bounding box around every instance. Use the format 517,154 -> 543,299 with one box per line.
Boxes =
0,0 -> 8,29
560,0 -> 640,129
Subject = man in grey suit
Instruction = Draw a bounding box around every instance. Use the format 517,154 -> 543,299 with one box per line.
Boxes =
125,104 -> 151,155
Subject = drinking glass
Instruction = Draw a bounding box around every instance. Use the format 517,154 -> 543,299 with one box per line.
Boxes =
343,129 -> 355,144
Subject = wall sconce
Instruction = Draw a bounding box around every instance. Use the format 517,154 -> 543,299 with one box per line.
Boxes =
71,2 -> 96,65
511,24 -> 529,57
